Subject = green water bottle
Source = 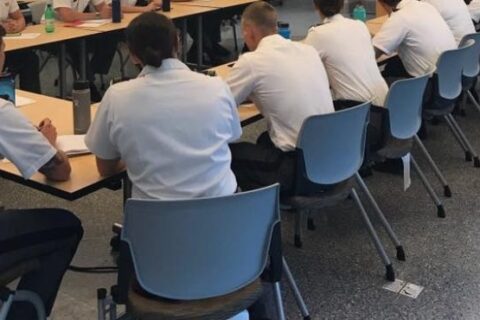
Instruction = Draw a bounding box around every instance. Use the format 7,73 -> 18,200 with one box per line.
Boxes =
44,3 -> 55,33
353,3 -> 367,22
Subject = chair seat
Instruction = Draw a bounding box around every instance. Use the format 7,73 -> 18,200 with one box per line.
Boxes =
0,259 -> 40,286
376,137 -> 413,159
127,279 -> 263,320
285,178 -> 354,211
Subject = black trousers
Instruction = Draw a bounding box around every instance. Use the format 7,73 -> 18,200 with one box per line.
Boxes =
230,132 -> 296,197
5,50 -> 41,93
66,33 -> 119,84
0,208 -> 83,320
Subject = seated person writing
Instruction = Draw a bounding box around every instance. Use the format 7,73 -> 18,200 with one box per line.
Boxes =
0,25 -> 83,320
0,0 -> 40,92
226,1 -> 335,196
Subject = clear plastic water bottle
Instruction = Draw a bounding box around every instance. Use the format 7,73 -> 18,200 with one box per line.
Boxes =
353,3 -> 367,22
278,21 -> 291,39
44,2 -> 55,33
72,81 -> 91,134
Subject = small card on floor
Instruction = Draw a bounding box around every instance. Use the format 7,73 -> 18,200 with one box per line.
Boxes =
383,279 -> 424,299
383,279 -> 407,293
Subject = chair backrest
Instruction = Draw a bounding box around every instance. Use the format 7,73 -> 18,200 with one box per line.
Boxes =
122,184 -> 281,300
296,102 -> 370,185
460,33 -> 480,78
436,39 -> 475,100
385,74 -> 430,140
28,0 -> 47,25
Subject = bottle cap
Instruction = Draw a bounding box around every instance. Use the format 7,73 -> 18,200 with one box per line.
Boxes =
277,21 -> 289,28
73,80 -> 90,91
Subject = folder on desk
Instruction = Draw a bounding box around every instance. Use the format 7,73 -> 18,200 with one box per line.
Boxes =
56,135 -> 91,156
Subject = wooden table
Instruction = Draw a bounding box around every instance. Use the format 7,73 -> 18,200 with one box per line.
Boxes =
366,15 -> 387,37
175,0 -> 257,8
0,90 -> 125,200
376,1 -> 388,17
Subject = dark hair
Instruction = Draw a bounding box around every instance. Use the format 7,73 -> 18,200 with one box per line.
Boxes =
125,12 -> 178,68
242,1 -> 278,34
313,0 -> 344,17
0,25 -> 5,43
378,0 -> 401,7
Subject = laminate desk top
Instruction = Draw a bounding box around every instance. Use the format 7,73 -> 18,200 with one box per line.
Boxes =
4,24 -> 98,52
174,0 -> 257,9
76,4 -> 217,33
366,15 -> 387,37
0,90 -> 123,200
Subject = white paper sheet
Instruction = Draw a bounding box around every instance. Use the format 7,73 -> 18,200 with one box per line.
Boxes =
56,135 -> 90,156
402,153 -> 411,191
5,33 -> 41,40
76,19 -> 110,28
15,95 -> 36,107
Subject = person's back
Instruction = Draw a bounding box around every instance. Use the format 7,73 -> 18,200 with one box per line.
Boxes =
423,0 -> 475,43
86,13 -> 241,200
305,14 -> 388,107
373,0 -> 456,77
229,35 -> 334,151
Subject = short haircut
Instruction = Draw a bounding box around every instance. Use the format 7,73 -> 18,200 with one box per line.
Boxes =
242,1 -> 278,34
126,12 -> 177,68
378,0 -> 401,7
313,0 -> 344,17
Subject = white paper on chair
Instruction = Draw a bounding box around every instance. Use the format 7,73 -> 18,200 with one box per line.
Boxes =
76,19 -> 110,28
56,135 -> 90,156
5,33 -> 41,40
402,153 -> 411,191
15,95 -> 36,107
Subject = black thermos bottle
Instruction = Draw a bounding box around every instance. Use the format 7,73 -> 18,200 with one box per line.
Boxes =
162,0 -> 170,11
112,0 -> 121,23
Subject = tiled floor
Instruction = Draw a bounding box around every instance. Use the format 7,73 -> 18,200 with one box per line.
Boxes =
3,1 -> 480,319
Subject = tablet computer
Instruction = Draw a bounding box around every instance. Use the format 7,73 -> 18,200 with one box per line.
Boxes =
0,73 -> 16,105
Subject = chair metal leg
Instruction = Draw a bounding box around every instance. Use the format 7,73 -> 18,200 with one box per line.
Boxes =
413,135 -> 451,197
273,282 -> 286,320
467,90 -> 480,113
446,114 -> 480,167
410,155 -> 446,218
307,211 -> 315,231
350,188 -> 395,281
294,209 -> 304,248
443,114 -> 471,161
282,258 -> 310,320
13,291 -> 46,320
0,293 -> 14,320
354,173 -> 405,261
230,19 -> 239,57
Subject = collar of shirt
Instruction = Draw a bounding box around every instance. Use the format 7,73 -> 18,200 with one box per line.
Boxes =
256,34 -> 288,51
138,58 -> 189,77
322,13 -> 344,24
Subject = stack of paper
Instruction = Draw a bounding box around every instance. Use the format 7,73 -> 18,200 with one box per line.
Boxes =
56,135 -> 90,156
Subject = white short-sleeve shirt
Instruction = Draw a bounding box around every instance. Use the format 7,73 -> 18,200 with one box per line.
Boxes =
468,0 -> 480,23
373,0 -> 456,77
0,99 -> 57,179
85,59 -> 242,200
53,0 -> 104,13
304,14 -> 388,107
0,0 -> 19,21
423,0 -> 475,43
226,34 -> 334,152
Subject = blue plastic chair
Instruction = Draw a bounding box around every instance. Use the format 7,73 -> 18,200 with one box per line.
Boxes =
0,260 -> 46,320
97,184 -> 310,320
376,74 -> 450,218
288,102 -> 400,282
459,33 -> 480,116
424,39 -> 480,167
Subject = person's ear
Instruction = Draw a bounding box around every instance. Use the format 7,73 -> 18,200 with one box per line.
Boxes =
130,52 -> 142,67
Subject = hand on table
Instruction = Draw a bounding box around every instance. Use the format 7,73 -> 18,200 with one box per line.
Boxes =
99,6 -> 113,19
144,1 -> 160,11
38,118 -> 58,147
1,20 -> 23,34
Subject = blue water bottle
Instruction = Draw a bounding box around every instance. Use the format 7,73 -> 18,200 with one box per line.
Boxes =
278,22 -> 291,39
352,3 -> 367,22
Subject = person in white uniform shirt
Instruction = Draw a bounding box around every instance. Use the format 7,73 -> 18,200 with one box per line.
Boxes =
423,0 -> 474,44
374,0 -> 456,80
0,0 -> 41,92
304,0 -> 388,108
54,0 -> 117,101
466,0 -> 480,24
0,25 -> 83,320
85,12 -> 241,200
226,1 -> 334,196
